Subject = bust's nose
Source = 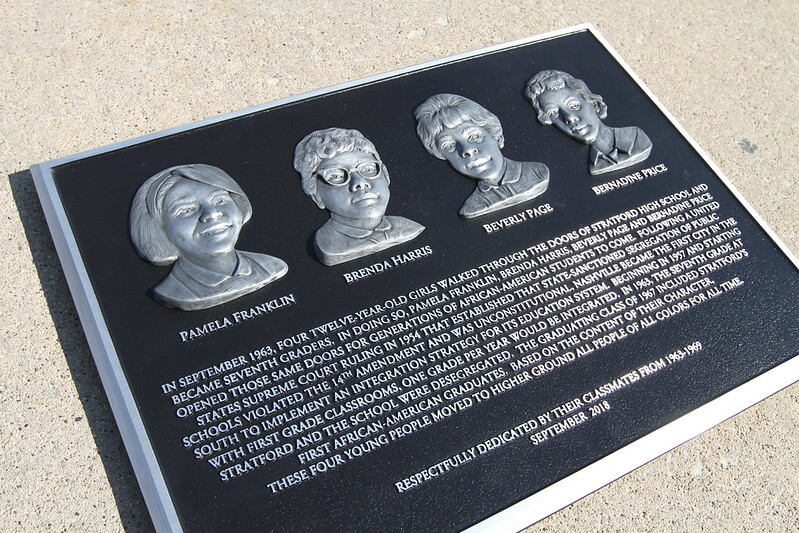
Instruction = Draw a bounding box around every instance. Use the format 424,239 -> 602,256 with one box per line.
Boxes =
458,141 -> 478,158
349,174 -> 372,192
564,110 -> 580,125
199,204 -> 224,222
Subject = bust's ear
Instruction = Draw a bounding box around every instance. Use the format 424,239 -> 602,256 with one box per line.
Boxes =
592,101 -> 602,115
593,99 -> 608,120
312,194 -> 325,210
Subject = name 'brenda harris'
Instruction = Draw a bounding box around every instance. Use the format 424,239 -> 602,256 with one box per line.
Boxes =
179,294 -> 297,342
343,246 -> 433,284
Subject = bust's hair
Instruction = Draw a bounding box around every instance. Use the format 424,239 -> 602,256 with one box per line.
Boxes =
129,164 -> 252,265
524,70 -> 608,124
293,128 -> 387,209
414,94 -> 504,159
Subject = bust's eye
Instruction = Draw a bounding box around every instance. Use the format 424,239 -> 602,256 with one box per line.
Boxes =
211,195 -> 229,206
358,162 -> 379,177
546,109 -> 559,119
567,100 -> 581,111
174,205 -> 198,217
439,140 -> 455,153
324,169 -> 347,185
467,131 -> 483,142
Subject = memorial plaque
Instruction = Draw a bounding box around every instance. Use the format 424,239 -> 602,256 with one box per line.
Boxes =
31,25 -> 799,532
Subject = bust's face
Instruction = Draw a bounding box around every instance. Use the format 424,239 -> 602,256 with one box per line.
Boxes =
434,123 -> 504,182
162,179 -> 244,260
537,88 -> 603,144
314,150 -> 390,221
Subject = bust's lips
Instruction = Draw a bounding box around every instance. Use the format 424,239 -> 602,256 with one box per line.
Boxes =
199,222 -> 233,236
571,124 -> 589,136
352,192 -> 380,205
466,156 -> 492,170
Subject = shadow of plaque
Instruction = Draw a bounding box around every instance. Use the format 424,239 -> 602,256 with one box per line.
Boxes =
30,25 -> 799,533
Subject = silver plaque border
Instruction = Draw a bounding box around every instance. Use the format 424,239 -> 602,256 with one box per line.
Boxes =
31,23 -> 799,533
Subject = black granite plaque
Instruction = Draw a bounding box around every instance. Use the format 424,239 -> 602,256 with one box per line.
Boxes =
32,25 -> 799,532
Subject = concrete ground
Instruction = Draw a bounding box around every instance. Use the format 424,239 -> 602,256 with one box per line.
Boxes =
1,1 -> 797,531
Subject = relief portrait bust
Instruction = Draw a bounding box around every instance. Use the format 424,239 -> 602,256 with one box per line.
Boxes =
525,70 -> 652,176
414,94 -> 550,218
294,128 -> 424,266
130,164 -> 288,311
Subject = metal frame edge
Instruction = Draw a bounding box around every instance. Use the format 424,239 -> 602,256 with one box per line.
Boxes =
30,164 -> 183,533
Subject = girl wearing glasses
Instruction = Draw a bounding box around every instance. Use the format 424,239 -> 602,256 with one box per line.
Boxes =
294,128 -> 424,266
